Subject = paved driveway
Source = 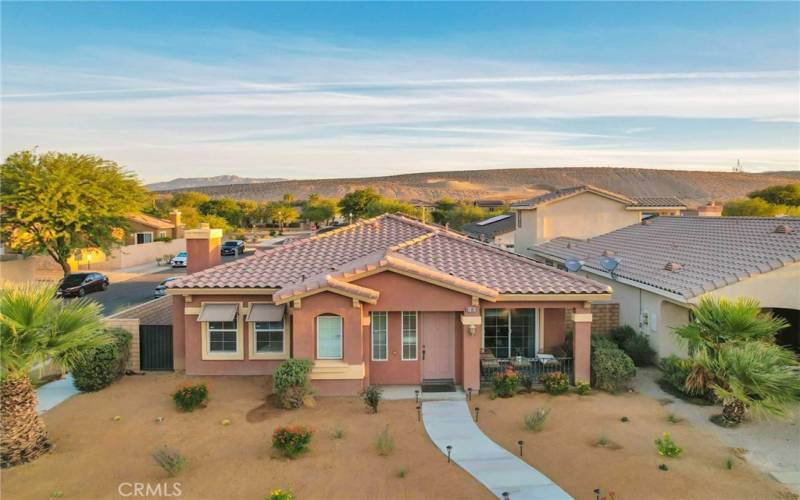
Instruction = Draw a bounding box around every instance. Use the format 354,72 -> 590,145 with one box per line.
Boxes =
68,252 -> 250,315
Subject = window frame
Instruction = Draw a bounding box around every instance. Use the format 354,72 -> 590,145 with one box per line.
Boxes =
199,302 -> 244,360
247,302 -> 289,360
481,308 -> 539,359
401,311 -> 418,361
371,311 -> 388,361
135,232 -> 154,244
208,320 -> 239,353
316,315 -> 343,360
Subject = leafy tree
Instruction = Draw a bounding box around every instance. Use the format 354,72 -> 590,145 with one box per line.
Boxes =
198,198 -> 244,227
171,191 -> 209,208
301,198 -> 338,225
432,201 -> 489,230
0,283 -> 111,467
267,203 -> 299,232
236,200 -> 259,227
282,193 -> 295,204
747,184 -> 800,206
364,198 -> 419,218
723,198 -> 800,217
198,214 -> 231,233
339,189 -> 381,220
1,150 -> 147,276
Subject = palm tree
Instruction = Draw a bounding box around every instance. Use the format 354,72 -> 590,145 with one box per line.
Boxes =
692,341 -> 800,423
674,296 -> 787,354
1,283 -> 110,467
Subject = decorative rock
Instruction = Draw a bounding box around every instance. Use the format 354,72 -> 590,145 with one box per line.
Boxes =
155,417 -> 164,423
302,395 -> 316,408
221,419 -> 231,426
112,416 -> 122,421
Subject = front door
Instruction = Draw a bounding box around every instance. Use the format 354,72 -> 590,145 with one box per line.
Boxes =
422,312 -> 455,380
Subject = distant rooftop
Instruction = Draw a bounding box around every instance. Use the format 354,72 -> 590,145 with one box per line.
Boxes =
511,185 -> 685,210
462,213 -> 516,239
534,216 -> 800,300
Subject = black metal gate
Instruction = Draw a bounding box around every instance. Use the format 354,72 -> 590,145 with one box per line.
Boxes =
139,325 -> 173,371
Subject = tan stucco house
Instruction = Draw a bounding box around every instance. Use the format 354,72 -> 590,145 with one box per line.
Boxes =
125,211 -> 184,245
512,185 -> 686,258
164,214 -> 612,395
534,216 -> 800,357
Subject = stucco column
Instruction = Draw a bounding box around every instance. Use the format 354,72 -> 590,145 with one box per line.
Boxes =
572,307 -> 593,384
172,295 -> 186,371
461,314 -> 482,392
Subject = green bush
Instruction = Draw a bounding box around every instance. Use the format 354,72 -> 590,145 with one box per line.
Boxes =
518,374 -> 534,393
655,432 -> 682,458
266,489 -> 293,500
72,328 -> 131,392
592,347 -> 636,392
272,425 -> 313,458
492,368 -> 519,398
362,385 -> 383,413
660,355 -> 692,392
591,334 -> 618,351
539,372 -> 569,395
609,325 -> 637,347
172,383 -> 209,412
622,333 -> 656,366
273,359 -> 313,409
576,380 -> 591,395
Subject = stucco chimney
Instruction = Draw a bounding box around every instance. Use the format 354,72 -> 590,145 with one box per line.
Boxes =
170,210 -> 185,238
696,201 -> 722,217
185,223 -> 222,274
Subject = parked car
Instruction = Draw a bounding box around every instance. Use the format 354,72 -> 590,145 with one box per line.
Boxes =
171,251 -> 188,268
221,240 -> 245,256
153,276 -> 179,298
56,272 -> 109,298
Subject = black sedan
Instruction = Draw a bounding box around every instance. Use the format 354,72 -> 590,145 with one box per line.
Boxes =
56,272 -> 109,298
220,240 -> 245,256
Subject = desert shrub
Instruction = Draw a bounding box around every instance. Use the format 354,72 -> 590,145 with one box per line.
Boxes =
267,489 -> 293,500
622,333 -> 656,366
518,374 -> 534,393
596,433 -> 610,447
172,383 -> 208,412
655,432 -> 682,458
592,347 -> 636,392
576,380 -> 591,395
667,413 -> 682,424
524,407 -> 550,431
72,328 -> 131,392
725,456 -> 735,470
332,425 -> 345,439
660,356 -> 693,392
397,467 -> 408,478
151,446 -> 186,477
539,372 -> 569,395
362,385 -> 383,413
375,425 -> 395,456
492,367 -> 519,398
272,425 -> 313,458
273,359 -> 313,409
609,325 -> 637,347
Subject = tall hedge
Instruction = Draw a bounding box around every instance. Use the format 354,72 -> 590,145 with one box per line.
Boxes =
72,328 -> 132,392
592,346 -> 636,392
273,359 -> 313,409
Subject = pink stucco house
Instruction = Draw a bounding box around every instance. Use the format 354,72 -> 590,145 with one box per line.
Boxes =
167,214 -> 611,395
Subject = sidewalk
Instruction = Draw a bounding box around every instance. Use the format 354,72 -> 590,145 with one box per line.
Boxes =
422,399 -> 572,499
103,262 -> 172,283
36,374 -> 79,414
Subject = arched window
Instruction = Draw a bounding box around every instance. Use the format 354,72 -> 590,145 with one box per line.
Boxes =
317,315 -> 343,360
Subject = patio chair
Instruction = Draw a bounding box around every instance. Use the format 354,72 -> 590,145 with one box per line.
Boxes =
480,349 -> 501,375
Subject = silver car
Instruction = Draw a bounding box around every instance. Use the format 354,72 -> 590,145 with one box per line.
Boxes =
154,277 -> 179,298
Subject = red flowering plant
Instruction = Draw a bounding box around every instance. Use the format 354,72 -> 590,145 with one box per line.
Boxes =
171,382 -> 209,412
272,425 -> 314,458
492,366 -> 519,398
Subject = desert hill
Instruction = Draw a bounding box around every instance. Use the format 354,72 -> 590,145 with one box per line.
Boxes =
146,175 -> 284,191
163,167 -> 800,206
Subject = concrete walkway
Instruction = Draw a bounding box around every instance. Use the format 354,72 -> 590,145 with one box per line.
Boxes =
633,367 -> 800,493
36,374 -> 79,414
422,399 -> 572,500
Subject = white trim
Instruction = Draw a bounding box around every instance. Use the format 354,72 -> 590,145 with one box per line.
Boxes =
401,311 -> 418,361
371,311 -> 388,361
316,315 -> 343,360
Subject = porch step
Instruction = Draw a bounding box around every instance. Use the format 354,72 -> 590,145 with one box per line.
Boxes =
422,379 -> 457,393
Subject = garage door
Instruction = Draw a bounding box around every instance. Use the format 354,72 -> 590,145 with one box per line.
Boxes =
140,325 -> 173,371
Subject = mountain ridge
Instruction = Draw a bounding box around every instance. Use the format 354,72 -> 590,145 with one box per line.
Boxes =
146,175 -> 285,191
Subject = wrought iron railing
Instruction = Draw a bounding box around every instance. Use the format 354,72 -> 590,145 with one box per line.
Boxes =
480,357 -> 574,386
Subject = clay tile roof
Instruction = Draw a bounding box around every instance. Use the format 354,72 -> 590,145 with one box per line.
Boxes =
126,213 -> 175,230
628,197 -> 687,208
534,216 -> 800,299
169,213 -> 609,297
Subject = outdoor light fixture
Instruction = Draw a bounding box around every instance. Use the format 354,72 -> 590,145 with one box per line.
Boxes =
502,492 -> 510,499
468,324 -> 477,335
416,404 -> 421,421
414,389 -> 420,403
474,406 -> 480,422
446,445 -> 453,463
594,488 -> 601,500
467,387 -> 473,401
517,440 -> 524,457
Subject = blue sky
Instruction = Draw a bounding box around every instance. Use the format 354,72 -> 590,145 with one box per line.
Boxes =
2,2 -> 798,182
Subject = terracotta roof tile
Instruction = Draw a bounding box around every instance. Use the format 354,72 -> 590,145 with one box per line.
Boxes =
169,213 -> 608,296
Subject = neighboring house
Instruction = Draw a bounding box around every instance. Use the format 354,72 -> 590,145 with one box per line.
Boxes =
684,201 -> 723,217
511,185 -> 686,257
462,213 -> 516,250
166,214 -> 611,395
126,211 -> 184,245
473,199 -> 506,212
533,216 -> 800,357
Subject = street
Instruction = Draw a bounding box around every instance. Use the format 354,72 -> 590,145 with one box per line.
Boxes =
70,252 -> 250,316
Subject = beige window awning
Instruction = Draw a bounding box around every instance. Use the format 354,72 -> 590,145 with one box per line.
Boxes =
197,303 -> 238,322
246,304 -> 285,322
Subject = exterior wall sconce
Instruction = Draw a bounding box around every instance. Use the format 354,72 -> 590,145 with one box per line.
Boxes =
468,324 -> 477,335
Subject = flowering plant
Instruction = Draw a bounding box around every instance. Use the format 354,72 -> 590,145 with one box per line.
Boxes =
272,425 -> 313,458
492,367 -> 519,398
171,383 -> 209,412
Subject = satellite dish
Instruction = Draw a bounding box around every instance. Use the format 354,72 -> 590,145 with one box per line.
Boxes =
600,256 -> 621,273
565,258 -> 584,272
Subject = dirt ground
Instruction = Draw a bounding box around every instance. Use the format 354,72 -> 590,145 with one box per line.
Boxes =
475,390 -> 797,500
2,373 -> 491,500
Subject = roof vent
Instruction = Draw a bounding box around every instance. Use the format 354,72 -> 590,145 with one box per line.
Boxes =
664,262 -> 683,272
774,224 -> 794,234
602,249 -> 615,257
641,219 -> 652,226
